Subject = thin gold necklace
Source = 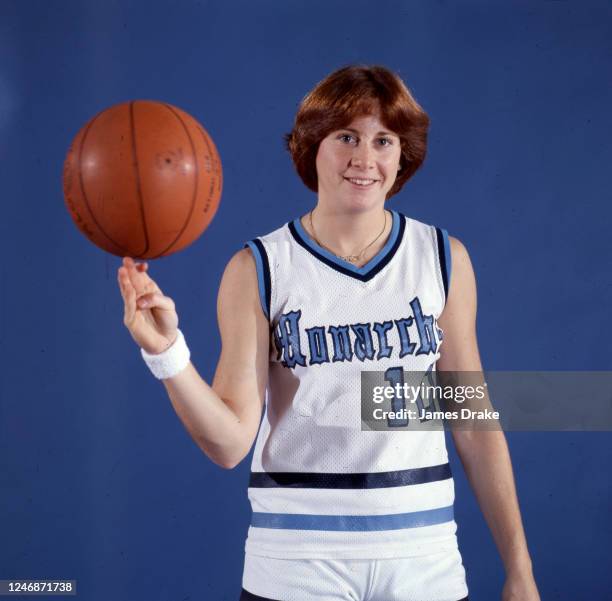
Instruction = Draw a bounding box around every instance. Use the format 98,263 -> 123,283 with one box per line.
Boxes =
308,209 -> 387,264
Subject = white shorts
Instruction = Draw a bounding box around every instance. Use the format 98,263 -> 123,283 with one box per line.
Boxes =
241,549 -> 469,601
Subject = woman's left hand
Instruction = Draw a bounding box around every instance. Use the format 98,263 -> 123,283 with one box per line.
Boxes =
501,570 -> 541,601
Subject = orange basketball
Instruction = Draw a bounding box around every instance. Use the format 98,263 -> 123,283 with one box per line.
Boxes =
62,100 -> 222,259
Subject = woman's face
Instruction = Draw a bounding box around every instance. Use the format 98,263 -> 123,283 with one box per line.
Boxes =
315,112 -> 402,210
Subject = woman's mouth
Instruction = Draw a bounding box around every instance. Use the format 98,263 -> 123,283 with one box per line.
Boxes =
344,177 -> 379,188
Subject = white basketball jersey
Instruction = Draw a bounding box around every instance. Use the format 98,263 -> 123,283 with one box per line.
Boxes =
243,210 -> 456,560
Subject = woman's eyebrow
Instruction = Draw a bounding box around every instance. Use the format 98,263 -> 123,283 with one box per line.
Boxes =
340,127 -> 397,136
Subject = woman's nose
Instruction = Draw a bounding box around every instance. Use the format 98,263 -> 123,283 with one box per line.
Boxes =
350,145 -> 374,169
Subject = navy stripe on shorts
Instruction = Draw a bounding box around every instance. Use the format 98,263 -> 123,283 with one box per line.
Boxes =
240,588 -> 469,601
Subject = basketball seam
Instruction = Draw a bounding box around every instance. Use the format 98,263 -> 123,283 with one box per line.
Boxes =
153,103 -> 200,258
77,110 -> 133,256
130,101 -> 150,257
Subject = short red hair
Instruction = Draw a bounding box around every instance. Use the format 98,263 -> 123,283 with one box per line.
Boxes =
285,65 -> 430,200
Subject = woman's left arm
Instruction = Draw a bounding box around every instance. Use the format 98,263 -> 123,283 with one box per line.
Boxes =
436,236 -> 540,601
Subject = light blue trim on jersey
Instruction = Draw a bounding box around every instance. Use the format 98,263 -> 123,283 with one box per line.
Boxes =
245,240 -> 269,320
251,504 -> 454,531
292,210 -> 401,275
441,228 -> 452,288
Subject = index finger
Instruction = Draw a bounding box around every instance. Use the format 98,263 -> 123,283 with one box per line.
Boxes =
124,257 -> 162,295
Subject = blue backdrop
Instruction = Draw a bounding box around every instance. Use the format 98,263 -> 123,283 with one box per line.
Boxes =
1,1 -> 611,599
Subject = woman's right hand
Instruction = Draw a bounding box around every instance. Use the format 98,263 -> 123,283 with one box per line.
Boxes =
117,256 -> 180,355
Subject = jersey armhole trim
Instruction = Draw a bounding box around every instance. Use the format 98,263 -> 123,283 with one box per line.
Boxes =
435,227 -> 451,303
244,239 -> 271,321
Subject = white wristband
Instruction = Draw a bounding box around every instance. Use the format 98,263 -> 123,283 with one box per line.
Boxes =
140,329 -> 190,380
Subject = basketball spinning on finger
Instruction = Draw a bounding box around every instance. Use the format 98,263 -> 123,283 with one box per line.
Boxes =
62,100 -> 223,259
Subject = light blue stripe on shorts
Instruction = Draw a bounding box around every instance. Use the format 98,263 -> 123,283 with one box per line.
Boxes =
251,505 -> 454,531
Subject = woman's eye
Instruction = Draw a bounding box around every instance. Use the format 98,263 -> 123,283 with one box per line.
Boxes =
336,134 -> 394,146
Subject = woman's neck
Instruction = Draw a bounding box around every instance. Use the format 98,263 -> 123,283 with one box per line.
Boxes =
300,204 -> 392,267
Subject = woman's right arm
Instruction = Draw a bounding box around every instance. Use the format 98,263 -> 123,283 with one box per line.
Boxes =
118,249 -> 269,469
163,248 -> 269,469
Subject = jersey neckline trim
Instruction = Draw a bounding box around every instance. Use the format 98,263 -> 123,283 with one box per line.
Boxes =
288,210 -> 405,282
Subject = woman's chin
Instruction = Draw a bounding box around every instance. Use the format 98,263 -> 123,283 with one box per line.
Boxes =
341,193 -> 386,212
317,186 -> 387,213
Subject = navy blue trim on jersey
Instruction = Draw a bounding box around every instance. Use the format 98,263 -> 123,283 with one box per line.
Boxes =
239,590 -> 280,601
435,227 -> 451,302
244,239 -> 271,320
288,210 -> 405,282
251,504 -> 454,532
239,589 -> 468,601
249,463 -> 451,489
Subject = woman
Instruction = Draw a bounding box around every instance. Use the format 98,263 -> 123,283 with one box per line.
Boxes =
117,65 -> 540,601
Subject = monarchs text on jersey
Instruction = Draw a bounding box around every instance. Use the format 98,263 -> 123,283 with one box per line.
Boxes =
243,210 -> 457,559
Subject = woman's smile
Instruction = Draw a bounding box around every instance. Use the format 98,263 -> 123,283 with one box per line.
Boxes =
343,176 -> 380,188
